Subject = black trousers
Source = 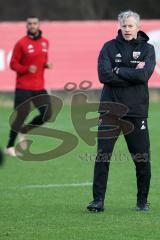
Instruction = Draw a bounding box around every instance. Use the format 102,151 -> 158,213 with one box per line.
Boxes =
0,148 -> 3,166
7,88 -> 52,148
93,113 -> 151,205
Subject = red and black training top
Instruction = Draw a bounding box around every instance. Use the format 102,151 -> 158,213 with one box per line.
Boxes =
10,31 -> 49,91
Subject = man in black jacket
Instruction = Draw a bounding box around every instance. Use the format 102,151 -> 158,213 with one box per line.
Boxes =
87,10 -> 156,212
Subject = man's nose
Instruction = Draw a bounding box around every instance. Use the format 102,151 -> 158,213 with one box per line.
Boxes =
125,26 -> 130,31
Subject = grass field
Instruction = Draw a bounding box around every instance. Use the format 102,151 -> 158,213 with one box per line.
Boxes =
0,102 -> 160,240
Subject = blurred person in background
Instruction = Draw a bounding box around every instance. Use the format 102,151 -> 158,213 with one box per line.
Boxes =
5,16 -> 53,157
87,10 -> 156,212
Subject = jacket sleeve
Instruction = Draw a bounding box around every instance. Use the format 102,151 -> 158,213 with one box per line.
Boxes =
10,42 -> 29,74
118,45 -> 156,84
98,44 -> 131,87
44,40 -> 49,68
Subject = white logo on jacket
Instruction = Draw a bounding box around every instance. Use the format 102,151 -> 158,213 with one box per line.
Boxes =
116,53 -> 122,58
115,53 -> 122,63
27,44 -> 35,53
28,44 -> 33,49
133,51 -> 141,59
141,121 -> 146,130
41,42 -> 48,52
41,42 -> 47,47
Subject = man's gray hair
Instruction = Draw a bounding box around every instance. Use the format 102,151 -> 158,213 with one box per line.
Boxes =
118,10 -> 140,26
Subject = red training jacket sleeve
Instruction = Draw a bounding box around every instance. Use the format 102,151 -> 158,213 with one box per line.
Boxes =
44,40 -> 49,68
10,42 -> 29,74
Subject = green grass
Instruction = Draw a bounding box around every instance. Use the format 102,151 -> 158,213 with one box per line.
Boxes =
0,102 -> 160,240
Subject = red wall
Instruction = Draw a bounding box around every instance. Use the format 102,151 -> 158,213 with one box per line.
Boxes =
0,21 -> 160,91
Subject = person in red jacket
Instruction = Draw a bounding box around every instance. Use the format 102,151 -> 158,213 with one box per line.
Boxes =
5,16 -> 53,157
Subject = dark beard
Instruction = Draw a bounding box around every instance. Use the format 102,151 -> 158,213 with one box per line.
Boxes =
27,30 -> 42,40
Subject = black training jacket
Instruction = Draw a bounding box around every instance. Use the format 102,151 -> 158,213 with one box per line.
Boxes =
98,30 -> 156,117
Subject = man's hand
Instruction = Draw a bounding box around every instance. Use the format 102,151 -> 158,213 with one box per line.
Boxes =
28,65 -> 37,73
136,62 -> 145,69
45,63 -> 53,69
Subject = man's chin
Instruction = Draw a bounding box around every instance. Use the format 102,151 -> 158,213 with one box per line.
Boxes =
124,37 -> 133,41
30,30 -> 38,35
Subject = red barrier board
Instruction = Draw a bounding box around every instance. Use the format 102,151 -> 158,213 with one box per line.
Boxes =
0,21 -> 159,91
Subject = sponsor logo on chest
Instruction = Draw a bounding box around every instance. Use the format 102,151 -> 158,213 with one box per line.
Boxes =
27,42 -> 48,53
28,44 -> 34,53
114,51 -> 142,63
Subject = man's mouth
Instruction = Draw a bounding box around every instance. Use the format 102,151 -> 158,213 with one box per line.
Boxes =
125,34 -> 131,37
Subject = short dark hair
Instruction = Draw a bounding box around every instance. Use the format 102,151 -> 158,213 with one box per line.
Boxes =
27,16 -> 40,21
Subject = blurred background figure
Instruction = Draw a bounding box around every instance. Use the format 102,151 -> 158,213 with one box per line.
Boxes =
5,16 -> 53,157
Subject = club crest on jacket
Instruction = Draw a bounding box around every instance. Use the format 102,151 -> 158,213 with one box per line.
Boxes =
133,51 -> 141,59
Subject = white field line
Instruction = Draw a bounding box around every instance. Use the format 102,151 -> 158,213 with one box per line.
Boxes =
10,182 -> 92,190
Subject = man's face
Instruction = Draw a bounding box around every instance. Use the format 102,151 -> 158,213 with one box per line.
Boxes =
120,16 -> 139,41
27,18 -> 40,34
